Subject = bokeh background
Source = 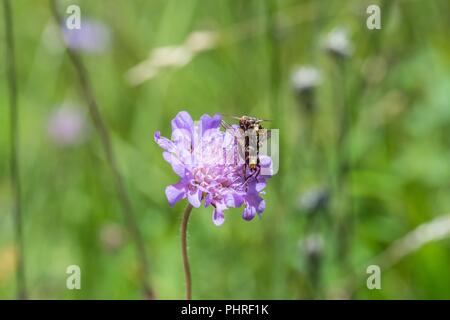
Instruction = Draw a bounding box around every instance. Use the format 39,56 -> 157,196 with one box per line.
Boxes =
1,0 -> 450,299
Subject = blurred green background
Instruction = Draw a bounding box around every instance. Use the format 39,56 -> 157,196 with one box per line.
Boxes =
1,0 -> 450,299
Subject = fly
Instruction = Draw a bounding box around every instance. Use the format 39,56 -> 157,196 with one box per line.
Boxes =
221,115 -> 270,183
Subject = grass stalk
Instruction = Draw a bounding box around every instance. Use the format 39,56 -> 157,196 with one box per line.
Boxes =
49,0 -> 155,299
3,0 -> 27,300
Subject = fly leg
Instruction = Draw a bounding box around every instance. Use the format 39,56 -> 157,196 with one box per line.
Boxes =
243,162 -> 247,180
254,165 -> 261,181
243,167 -> 260,185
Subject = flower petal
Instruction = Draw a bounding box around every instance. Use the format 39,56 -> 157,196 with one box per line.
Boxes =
259,155 -> 273,176
171,112 -> 194,152
254,180 -> 266,192
222,129 -> 233,145
162,152 -> 185,177
200,113 -> 221,137
171,111 -> 194,132
242,205 -> 257,221
212,203 -> 226,226
224,193 -> 244,208
259,155 -> 271,168
188,188 -> 202,208
204,193 -> 213,207
242,181 -> 266,220
172,128 -> 193,152
154,131 -> 176,153
257,199 -> 266,213
165,181 -> 187,207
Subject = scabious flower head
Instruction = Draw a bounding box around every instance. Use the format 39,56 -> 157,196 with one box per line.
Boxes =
155,111 -> 272,226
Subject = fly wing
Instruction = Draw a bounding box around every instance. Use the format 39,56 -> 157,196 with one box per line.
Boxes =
221,119 -> 233,131
258,128 -> 271,144
233,127 -> 246,161
256,128 -> 272,159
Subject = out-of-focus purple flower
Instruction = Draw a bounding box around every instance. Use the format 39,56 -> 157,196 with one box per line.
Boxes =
155,111 -> 272,226
62,19 -> 111,53
47,105 -> 86,146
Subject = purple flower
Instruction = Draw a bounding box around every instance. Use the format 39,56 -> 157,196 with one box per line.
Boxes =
47,105 -> 86,146
155,111 -> 271,226
62,19 -> 111,53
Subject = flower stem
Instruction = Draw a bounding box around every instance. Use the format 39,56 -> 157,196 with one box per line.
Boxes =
3,0 -> 27,300
49,0 -> 155,299
181,203 -> 194,300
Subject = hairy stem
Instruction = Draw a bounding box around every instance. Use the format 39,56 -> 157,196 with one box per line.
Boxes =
3,0 -> 27,300
181,203 -> 193,300
49,0 -> 155,299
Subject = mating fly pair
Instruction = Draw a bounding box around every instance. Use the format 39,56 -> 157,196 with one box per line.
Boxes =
221,115 -> 270,183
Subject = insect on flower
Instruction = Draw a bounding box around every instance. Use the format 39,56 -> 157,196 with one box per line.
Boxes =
154,112 -> 272,225
221,115 -> 271,184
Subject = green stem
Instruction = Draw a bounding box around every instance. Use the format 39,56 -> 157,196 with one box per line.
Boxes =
49,0 -> 155,299
3,0 -> 27,300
